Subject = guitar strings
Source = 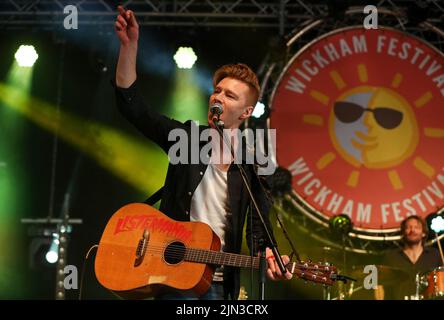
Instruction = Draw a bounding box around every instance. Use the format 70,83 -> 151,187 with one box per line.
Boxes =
143,243 -> 256,262
140,244 -> 332,281
129,242 -> 334,281
129,242 -> 330,272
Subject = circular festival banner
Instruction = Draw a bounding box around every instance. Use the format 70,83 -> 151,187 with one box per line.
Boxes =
270,26 -> 444,232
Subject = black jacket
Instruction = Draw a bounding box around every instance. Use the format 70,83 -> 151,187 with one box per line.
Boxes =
114,80 -> 275,299
382,246 -> 442,299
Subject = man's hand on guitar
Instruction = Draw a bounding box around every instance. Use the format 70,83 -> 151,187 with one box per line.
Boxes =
265,247 -> 293,281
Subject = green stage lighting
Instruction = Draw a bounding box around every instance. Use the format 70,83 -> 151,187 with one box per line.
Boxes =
0,83 -> 167,195
14,45 -> 38,67
168,69 -> 207,124
329,214 -> 353,234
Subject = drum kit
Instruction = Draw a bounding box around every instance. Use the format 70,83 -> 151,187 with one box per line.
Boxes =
317,246 -> 444,300
419,266 -> 444,300
329,265 -> 444,300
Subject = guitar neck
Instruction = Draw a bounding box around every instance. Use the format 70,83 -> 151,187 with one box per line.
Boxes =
185,248 -> 260,269
183,248 -> 335,285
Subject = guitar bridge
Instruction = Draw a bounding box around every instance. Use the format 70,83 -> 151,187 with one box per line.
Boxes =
134,229 -> 150,267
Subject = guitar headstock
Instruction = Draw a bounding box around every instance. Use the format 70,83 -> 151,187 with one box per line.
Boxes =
287,261 -> 338,286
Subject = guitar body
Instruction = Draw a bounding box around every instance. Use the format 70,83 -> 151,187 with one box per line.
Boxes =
95,203 -> 221,299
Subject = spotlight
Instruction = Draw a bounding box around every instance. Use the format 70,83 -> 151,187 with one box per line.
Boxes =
329,214 -> 352,234
45,233 -> 59,264
427,213 -> 444,265
14,45 -> 38,67
173,47 -> 197,69
430,216 -> 444,233
252,101 -> 266,118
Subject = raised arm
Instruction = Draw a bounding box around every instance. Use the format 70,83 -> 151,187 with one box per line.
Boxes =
115,5 -> 138,88
113,6 -> 189,153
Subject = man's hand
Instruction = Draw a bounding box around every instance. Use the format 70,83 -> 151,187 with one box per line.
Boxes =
115,5 -> 139,47
115,6 -> 138,88
265,247 -> 293,281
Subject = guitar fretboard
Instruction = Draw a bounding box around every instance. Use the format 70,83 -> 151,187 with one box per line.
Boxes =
184,248 -> 260,269
182,249 -> 335,285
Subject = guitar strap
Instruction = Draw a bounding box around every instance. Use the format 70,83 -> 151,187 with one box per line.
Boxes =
143,186 -> 164,205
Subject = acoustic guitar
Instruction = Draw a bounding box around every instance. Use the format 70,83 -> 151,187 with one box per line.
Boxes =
95,203 -> 337,299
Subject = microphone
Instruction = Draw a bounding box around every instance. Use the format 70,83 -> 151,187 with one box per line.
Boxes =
210,103 -> 223,119
210,103 -> 224,128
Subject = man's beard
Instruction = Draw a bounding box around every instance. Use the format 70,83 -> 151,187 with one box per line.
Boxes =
403,235 -> 422,246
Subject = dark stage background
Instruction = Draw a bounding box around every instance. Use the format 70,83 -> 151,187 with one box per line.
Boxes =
1,0 -> 443,300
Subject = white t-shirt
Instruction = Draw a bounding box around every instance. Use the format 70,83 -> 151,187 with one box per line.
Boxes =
190,162 -> 231,250
190,161 -> 232,281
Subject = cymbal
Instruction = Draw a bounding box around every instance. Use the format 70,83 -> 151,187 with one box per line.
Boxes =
349,265 -> 410,285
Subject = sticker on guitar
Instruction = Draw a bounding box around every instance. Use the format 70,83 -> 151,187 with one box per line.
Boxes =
114,214 -> 192,242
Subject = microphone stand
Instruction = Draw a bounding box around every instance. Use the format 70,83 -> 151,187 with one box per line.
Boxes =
212,116 -> 288,299
258,239 -> 267,300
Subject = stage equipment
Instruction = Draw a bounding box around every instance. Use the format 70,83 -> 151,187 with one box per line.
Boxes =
247,3 -> 444,257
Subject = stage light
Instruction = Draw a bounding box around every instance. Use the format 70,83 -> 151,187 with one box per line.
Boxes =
168,69 -> 207,123
45,234 -> 59,264
0,52 -> 35,295
252,101 -> 266,118
0,83 -> 168,195
14,45 -> 38,67
431,216 -> 444,233
329,214 -> 352,234
45,250 -> 58,264
173,47 -> 197,69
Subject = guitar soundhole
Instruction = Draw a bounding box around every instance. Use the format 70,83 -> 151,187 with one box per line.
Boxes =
164,241 -> 186,265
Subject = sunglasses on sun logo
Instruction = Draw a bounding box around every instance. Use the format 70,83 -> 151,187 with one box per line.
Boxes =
333,101 -> 404,130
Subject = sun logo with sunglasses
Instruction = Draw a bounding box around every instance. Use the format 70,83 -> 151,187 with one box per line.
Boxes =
270,26 -> 444,231
330,85 -> 419,169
